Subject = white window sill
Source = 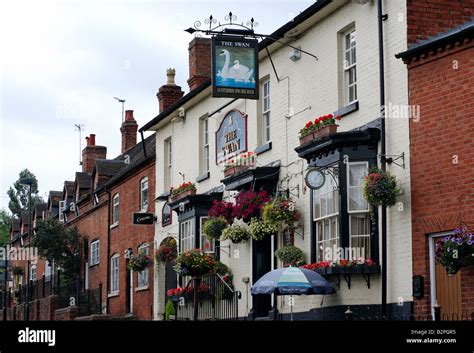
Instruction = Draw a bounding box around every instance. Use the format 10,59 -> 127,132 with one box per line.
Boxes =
108,291 -> 119,298
135,285 -> 149,292
89,262 -> 99,268
110,222 -> 119,229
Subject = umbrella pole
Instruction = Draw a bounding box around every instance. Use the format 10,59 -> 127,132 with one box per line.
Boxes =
290,295 -> 293,321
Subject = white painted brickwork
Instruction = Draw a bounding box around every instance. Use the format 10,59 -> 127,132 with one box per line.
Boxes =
154,0 -> 412,319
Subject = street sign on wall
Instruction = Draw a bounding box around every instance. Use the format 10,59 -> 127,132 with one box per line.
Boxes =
212,36 -> 259,99
215,109 -> 248,165
132,213 -> 155,225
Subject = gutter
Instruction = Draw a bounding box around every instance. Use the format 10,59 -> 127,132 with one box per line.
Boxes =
105,189 -> 111,314
377,0 -> 388,319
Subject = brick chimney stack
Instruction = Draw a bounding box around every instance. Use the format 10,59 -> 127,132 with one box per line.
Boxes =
157,68 -> 184,113
82,134 -> 107,173
121,110 -> 138,153
187,37 -> 211,91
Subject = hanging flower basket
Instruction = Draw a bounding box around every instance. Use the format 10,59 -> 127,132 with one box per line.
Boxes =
299,114 -> 342,145
155,238 -> 178,264
170,181 -> 196,202
262,197 -> 301,232
435,227 -> 474,275
221,223 -> 251,244
173,249 -> 216,277
203,217 -> 228,240
248,218 -> 280,241
275,245 -> 305,267
127,254 -> 153,272
363,166 -> 401,207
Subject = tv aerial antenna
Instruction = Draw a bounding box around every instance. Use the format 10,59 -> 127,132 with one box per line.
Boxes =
74,124 -> 84,166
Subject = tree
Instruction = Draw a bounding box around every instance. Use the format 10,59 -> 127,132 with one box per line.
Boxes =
32,218 -> 82,283
7,169 -> 44,218
0,209 -> 11,247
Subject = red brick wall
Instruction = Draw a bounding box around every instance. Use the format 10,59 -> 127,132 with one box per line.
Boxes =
187,37 -> 211,91
107,162 -> 155,319
407,0 -> 474,45
408,42 -> 474,318
67,160 -> 155,319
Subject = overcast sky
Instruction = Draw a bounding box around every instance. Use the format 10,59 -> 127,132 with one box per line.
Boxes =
0,0 -> 314,211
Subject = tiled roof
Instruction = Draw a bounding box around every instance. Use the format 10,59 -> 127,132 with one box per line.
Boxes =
48,191 -> 63,207
95,159 -> 126,177
64,181 -> 74,195
75,172 -> 92,190
100,134 -> 155,189
34,203 -> 47,217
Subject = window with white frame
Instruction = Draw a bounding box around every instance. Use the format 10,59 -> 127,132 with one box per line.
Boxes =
200,217 -> 215,253
140,177 -> 149,211
347,162 -> 371,258
110,254 -> 120,294
180,219 -> 195,254
59,200 -> 66,223
137,243 -> 150,288
313,168 -> 340,261
164,137 -> 172,191
112,193 -> 119,225
343,28 -> 357,105
30,265 -> 37,282
262,80 -> 271,143
90,240 -> 100,266
44,260 -> 52,281
200,117 -> 210,174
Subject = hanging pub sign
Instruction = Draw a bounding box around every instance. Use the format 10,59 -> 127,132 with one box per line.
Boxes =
215,109 -> 248,164
211,36 -> 259,100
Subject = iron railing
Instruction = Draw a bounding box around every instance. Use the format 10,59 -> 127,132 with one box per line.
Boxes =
1,271 -> 102,318
176,274 -> 241,321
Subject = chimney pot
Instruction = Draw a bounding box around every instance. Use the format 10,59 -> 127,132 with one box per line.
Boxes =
166,68 -> 176,85
82,134 -> 106,173
125,110 -> 134,121
121,109 -> 138,153
157,68 -> 184,113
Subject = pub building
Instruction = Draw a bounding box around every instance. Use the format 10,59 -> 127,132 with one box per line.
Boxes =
142,0 -> 413,320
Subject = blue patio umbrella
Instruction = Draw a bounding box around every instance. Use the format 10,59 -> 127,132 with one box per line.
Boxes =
251,267 -> 334,320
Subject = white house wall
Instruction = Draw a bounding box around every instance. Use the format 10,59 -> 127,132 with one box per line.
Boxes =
154,0 -> 412,319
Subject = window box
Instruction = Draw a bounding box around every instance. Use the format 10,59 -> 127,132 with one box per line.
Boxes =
170,188 -> 196,203
224,165 -> 249,178
300,125 -> 339,146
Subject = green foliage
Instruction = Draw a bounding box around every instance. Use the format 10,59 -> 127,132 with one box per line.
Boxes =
165,299 -> 176,320
275,245 -> 305,266
248,218 -> 280,241
174,249 -> 216,277
221,224 -> 250,244
7,169 -> 44,218
203,217 -> 228,239
214,260 -> 230,276
0,209 -> 12,247
363,166 -> 401,207
32,218 -> 82,283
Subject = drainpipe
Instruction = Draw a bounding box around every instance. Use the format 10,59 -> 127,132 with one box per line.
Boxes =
105,189 -> 111,314
377,0 -> 388,318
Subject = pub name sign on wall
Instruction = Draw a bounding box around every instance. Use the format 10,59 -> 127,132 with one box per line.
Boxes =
215,109 -> 248,165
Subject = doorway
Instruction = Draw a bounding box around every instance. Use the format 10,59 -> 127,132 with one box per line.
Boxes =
429,233 -> 462,320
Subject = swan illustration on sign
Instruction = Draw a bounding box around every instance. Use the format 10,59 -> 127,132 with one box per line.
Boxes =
218,49 -> 254,83
212,36 -> 259,99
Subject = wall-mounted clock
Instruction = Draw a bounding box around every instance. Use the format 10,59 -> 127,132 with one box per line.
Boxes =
305,169 -> 326,190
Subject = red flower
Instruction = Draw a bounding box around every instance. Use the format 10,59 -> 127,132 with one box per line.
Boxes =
335,115 -> 342,121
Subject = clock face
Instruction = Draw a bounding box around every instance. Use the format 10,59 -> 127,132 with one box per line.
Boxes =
305,169 -> 325,190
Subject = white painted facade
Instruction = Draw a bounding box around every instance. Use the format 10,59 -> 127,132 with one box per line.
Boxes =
150,0 -> 412,319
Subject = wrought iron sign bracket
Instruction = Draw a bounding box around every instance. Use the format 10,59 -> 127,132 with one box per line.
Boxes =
215,244 -> 231,258
378,152 -> 405,169
185,13 -> 319,60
